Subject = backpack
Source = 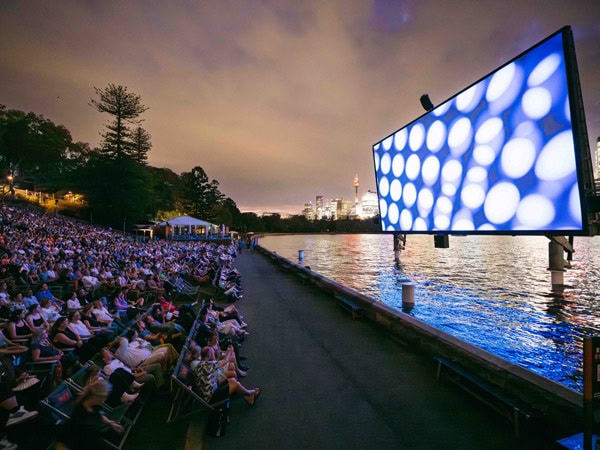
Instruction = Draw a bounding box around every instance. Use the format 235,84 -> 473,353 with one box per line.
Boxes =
206,401 -> 229,437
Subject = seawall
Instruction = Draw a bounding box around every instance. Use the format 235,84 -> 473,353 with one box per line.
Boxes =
256,244 -> 583,429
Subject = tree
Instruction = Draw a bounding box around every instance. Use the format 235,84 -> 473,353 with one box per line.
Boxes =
73,153 -> 152,226
131,127 -> 151,164
146,166 -> 182,217
180,166 -> 224,222
0,107 -> 73,183
90,84 -> 148,159
213,197 -> 242,229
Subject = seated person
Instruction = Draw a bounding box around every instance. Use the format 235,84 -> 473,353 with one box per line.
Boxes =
66,291 -> 83,311
190,347 -> 260,407
137,317 -> 183,348
56,379 -> 124,450
81,269 -> 102,292
25,304 -> 48,332
80,304 -> 115,341
113,330 -> 177,374
100,347 -> 161,391
39,297 -> 62,323
22,289 -> 39,309
203,332 -> 247,379
5,309 -> 32,342
49,316 -> 84,370
91,299 -> 126,333
36,283 -> 64,308
68,310 -> 110,350
81,365 -> 139,406
29,328 -> 63,363
111,288 -> 142,321
0,352 -> 39,430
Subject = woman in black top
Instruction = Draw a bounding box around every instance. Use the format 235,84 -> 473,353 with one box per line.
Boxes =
25,304 -> 48,332
49,317 -> 83,371
57,379 -> 124,450
6,309 -> 32,342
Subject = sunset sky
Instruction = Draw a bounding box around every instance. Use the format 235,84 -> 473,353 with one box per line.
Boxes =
1,1 -> 599,214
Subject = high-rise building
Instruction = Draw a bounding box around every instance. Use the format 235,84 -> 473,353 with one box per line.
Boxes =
315,195 -> 324,219
596,137 -> 600,179
302,201 -> 315,220
360,190 -> 379,218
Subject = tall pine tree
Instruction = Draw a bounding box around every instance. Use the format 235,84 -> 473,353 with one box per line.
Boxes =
90,84 -> 148,159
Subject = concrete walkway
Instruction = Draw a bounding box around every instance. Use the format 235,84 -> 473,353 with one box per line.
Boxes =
198,250 -> 556,450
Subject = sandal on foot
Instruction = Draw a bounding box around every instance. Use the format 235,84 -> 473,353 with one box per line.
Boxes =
244,393 -> 255,406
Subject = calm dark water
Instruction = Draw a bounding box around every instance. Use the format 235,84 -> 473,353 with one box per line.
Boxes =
259,234 -> 600,392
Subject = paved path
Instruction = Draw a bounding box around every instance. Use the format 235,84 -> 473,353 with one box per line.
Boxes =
201,250 -> 546,450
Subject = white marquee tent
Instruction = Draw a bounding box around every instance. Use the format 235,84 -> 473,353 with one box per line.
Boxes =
157,215 -> 220,239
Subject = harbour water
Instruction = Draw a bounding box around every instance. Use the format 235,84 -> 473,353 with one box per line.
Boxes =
258,234 -> 600,392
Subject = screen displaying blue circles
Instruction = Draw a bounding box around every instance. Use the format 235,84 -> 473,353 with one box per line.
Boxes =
373,30 -> 584,234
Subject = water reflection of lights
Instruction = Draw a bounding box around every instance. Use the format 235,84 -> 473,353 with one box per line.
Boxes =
261,234 -> 600,392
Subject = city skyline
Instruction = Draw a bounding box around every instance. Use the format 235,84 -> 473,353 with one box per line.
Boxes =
1,2 -> 598,215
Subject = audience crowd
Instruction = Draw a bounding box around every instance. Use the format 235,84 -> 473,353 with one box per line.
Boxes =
0,204 -> 255,449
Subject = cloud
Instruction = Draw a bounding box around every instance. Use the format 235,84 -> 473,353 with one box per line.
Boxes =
1,0 -> 599,213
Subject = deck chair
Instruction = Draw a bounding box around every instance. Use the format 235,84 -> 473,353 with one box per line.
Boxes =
42,382 -> 134,450
175,279 -> 200,302
64,362 -> 145,426
166,359 -> 229,423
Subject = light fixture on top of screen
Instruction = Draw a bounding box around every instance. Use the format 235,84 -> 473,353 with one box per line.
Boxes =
420,94 -> 434,112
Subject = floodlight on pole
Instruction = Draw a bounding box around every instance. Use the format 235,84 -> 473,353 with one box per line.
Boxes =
420,94 -> 434,112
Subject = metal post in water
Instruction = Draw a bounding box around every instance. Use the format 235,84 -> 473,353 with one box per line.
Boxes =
548,240 -> 565,291
402,282 -> 415,305
393,233 -> 406,261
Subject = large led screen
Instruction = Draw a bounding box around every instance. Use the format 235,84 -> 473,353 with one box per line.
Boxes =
373,27 -> 589,234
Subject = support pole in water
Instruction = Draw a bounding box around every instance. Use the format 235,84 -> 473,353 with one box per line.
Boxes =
548,240 -> 565,291
402,282 -> 415,305
298,250 -> 304,261
393,233 -> 406,261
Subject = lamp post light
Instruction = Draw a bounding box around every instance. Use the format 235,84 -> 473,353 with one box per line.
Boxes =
2,174 -> 14,203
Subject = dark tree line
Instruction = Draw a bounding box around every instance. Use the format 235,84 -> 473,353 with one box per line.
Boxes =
0,85 -> 378,234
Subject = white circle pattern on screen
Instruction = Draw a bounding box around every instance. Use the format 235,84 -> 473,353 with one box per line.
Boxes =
379,198 -> 388,217
472,145 -> 496,166
461,184 -> 486,210
426,120 -> 446,152
422,156 -> 440,186
448,117 -> 473,157
456,84 -> 484,113
405,154 -> 421,180
394,128 -> 408,151
387,203 -> 400,224
522,87 -> 552,119
392,154 -> 405,177
390,179 -> 402,202
380,152 -> 392,175
409,123 -> 426,151
528,53 -> 561,86
403,183 -> 417,208
516,194 -> 555,228
417,188 -> 434,216
379,176 -> 390,197
382,135 -> 393,150
400,209 -> 413,229
484,182 -> 520,224
501,138 -> 536,179
371,32 -> 581,232
535,131 -> 576,181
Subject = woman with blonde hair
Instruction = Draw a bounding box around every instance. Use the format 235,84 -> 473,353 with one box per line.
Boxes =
57,379 -> 124,450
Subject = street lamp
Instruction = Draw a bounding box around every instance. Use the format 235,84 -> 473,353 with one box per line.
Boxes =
2,174 -> 13,203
